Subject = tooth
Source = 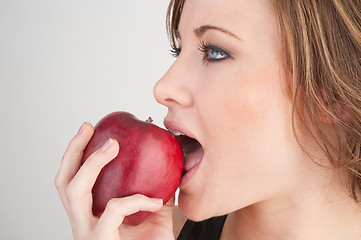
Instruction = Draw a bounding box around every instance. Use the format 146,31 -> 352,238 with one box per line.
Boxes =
169,129 -> 183,136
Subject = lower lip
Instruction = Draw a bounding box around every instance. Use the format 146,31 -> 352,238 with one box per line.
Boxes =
179,157 -> 203,188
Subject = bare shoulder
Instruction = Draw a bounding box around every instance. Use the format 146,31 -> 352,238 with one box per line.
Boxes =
173,206 -> 188,238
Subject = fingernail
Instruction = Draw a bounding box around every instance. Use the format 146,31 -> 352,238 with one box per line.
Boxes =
151,198 -> 163,205
77,122 -> 85,135
101,138 -> 114,151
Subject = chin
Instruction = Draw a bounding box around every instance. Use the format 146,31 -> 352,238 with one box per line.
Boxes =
178,193 -> 218,222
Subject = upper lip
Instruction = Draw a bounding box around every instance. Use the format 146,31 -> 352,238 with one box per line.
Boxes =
163,119 -> 197,140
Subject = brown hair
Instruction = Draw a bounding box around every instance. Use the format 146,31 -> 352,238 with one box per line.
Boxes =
166,0 -> 361,201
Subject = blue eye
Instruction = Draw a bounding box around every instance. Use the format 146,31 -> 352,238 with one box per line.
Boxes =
198,41 -> 232,63
208,48 -> 226,60
170,41 -> 232,64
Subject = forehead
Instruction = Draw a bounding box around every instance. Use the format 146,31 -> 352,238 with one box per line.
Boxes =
178,0 -> 273,38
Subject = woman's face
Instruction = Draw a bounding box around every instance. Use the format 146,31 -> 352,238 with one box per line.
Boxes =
154,0 -> 309,220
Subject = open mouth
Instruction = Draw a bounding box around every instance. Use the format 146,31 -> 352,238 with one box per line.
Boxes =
165,121 -> 205,187
166,129 -> 204,183
176,134 -> 204,176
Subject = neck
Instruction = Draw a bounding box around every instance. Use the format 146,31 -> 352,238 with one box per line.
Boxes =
221,169 -> 361,240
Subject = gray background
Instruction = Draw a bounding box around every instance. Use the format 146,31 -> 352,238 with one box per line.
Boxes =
0,0 -> 174,239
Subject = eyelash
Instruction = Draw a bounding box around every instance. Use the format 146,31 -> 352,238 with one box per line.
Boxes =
170,45 -> 181,58
169,41 -> 232,64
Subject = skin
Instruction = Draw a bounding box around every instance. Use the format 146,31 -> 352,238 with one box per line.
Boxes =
154,0 -> 298,220
56,0 -> 361,239
154,0 -> 361,239
55,122 -> 177,240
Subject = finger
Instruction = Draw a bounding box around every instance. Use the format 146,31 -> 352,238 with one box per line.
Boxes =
54,122 -> 94,192
154,195 -> 175,216
151,195 -> 175,225
69,138 -> 119,198
165,195 -> 175,207
96,194 -> 163,234
65,138 -> 119,225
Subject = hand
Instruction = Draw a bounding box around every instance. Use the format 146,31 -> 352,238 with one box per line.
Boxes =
55,122 -> 175,240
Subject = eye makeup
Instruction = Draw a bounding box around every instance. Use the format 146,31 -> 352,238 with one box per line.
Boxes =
170,41 -> 233,65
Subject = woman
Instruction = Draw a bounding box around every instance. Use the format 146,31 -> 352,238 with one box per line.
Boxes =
55,0 -> 361,239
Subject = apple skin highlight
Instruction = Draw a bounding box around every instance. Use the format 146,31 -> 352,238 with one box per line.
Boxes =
81,111 -> 184,225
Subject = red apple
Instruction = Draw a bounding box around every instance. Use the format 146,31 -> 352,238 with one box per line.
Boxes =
81,111 -> 184,225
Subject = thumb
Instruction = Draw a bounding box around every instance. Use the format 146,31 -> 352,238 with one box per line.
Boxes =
152,194 -> 176,221
165,195 -> 176,208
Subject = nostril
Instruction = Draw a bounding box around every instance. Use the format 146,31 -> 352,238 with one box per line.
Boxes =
165,97 -> 178,104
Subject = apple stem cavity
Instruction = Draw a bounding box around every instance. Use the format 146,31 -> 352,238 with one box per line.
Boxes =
146,117 -> 153,123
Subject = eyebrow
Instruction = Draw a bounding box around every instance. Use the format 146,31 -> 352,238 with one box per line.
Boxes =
174,24 -> 242,42
194,25 -> 242,41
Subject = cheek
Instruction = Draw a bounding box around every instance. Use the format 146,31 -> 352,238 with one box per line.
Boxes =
193,66 -> 303,209
198,64 -> 288,147
199,76 -> 290,174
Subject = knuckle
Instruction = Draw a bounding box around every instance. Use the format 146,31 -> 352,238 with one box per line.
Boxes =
133,194 -> 147,202
131,194 -> 151,206
133,193 -> 145,199
65,183 -> 79,201
54,175 -> 62,190
106,198 -> 122,213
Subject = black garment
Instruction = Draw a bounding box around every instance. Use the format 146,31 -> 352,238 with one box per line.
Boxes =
177,215 -> 227,240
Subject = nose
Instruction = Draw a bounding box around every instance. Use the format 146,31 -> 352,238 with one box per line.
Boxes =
153,60 -> 194,108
